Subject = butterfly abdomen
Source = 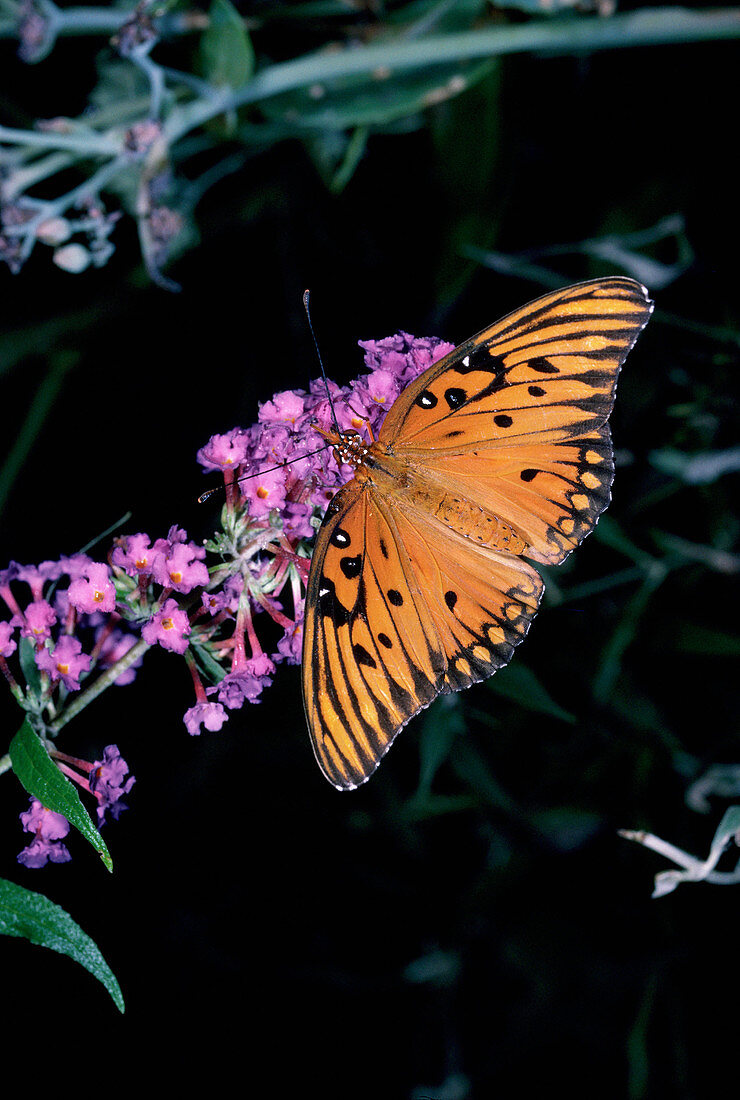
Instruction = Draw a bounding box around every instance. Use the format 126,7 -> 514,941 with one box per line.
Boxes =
370,444 -> 529,555
433,493 -> 527,553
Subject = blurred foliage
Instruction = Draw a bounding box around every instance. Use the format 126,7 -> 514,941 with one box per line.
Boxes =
1,1 -> 740,1097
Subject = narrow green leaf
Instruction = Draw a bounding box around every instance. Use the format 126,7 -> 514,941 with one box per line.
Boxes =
488,663 -> 576,724
18,636 -> 43,698
671,623 -> 740,658
191,639 -> 227,683
711,807 -> 740,852
417,694 -> 465,795
0,877 -> 124,1012
649,445 -> 740,485
200,0 -> 254,89
0,351 -> 78,518
9,719 -> 112,872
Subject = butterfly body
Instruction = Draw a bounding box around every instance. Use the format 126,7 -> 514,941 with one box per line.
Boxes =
323,428 -> 528,554
302,278 -> 653,790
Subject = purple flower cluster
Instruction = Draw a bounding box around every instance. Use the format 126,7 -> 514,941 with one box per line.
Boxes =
2,331 -> 452,865
187,332 -> 454,734
196,332 -> 454,541
0,534 -> 202,864
17,745 -> 134,867
1,556 -> 116,692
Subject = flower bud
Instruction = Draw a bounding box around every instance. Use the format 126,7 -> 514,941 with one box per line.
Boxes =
53,243 -> 91,273
37,216 -> 72,246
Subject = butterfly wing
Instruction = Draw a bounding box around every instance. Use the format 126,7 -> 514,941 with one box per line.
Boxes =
378,277 -> 653,564
302,480 -> 543,790
303,278 -> 652,788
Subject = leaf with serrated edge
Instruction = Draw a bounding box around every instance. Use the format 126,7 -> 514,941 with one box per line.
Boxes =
0,877 -> 124,1012
9,718 -> 112,871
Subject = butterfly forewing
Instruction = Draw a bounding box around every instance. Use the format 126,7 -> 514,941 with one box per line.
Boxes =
303,482 -> 446,789
377,277 -> 652,566
303,480 -> 544,789
379,278 -> 652,450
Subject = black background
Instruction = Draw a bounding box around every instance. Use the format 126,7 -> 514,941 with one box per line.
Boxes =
1,4 -> 739,1097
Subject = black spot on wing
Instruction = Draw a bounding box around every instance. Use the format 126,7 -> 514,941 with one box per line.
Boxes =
317,576 -> 352,627
415,390 -> 438,409
529,357 -> 560,374
444,388 -> 467,410
352,643 -> 377,669
324,495 -> 342,519
331,527 -> 351,548
453,347 -> 506,376
340,555 -> 362,579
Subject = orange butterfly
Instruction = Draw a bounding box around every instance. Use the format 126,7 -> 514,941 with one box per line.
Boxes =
302,278 -> 653,790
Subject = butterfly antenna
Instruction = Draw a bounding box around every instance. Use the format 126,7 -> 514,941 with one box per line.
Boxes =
303,289 -> 341,435
197,443 -> 333,504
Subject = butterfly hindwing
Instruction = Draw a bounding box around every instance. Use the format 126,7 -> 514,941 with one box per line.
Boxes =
406,425 -> 615,565
385,502 -> 544,691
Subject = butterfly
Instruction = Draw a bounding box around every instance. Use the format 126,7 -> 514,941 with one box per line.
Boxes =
302,277 -> 653,790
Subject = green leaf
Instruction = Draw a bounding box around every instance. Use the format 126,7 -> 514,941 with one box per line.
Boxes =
18,636 -> 43,699
200,0 -> 254,89
649,445 -> 740,485
670,623 -> 740,658
0,877 -> 124,1012
488,663 -> 576,724
416,694 -> 466,795
711,806 -> 740,851
9,719 -> 113,872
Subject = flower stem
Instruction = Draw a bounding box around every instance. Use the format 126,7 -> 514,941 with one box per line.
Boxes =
164,8 -> 740,144
0,124 -> 121,156
49,636 -> 151,735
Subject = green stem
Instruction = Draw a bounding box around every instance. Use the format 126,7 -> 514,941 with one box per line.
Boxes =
165,8 -> 740,143
49,636 -> 151,735
0,124 -> 121,156
0,4 -> 209,39
592,562 -> 668,703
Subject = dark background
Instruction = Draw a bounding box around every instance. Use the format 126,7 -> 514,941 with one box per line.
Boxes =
1,3 -> 739,1096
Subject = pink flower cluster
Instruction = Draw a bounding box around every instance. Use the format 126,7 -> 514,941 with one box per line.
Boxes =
197,332 -> 454,540
1,532 -> 203,864
2,331 -> 453,864
1,556 -> 120,691
0,525 -> 210,698
186,332 -> 454,735
17,744 -> 135,867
